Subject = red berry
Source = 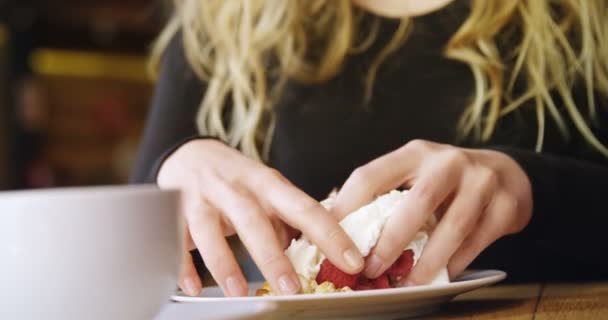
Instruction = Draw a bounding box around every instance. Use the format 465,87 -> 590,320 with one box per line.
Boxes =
354,273 -> 390,290
354,275 -> 373,291
386,249 -> 414,282
314,250 -> 415,291
315,259 -> 359,289
370,273 -> 390,289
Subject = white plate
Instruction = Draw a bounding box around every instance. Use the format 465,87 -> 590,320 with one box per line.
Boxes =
172,269 -> 506,319
155,301 -> 274,320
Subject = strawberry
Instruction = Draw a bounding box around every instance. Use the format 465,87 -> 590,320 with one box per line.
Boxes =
315,259 -> 359,289
354,273 -> 390,290
314,249 -> 414,291
386,249 -> 415,283
370,273 -> 390,289
354,276 -> 373,291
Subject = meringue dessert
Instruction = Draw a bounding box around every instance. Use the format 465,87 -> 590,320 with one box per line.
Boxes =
256,190 -> 449,295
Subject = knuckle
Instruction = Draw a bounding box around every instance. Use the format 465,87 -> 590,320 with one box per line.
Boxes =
215,167 -> 240,186
486,209 -> 513,236
350,166 -> 372,185
506,196 -> 521,214
254,167 -> 283,182
411,182 -> 442,210
257,251 -> 287,271
479,168 -> 498,188
448,217 -> 471,241
441,149 -> 469,166
326,226 -> 345,242
474,168 -> 498,204
320,225 -> 352,250
495,195 -> 519,221
265,168 -> 287,182
504,196 -> 527,233
404,139 -> 429,152
247,169 -> 271,189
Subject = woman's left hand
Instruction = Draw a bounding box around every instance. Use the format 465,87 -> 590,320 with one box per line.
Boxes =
331,139 -> 533,285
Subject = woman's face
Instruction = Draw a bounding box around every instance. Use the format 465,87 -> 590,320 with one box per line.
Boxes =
352,0 -> 456,18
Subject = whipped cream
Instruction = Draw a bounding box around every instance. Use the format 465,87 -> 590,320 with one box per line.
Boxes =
285,190 -> 449,287
284,237 -> 322,280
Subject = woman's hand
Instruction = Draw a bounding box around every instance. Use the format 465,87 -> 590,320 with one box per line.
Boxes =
331,140 -> 532,285
157,139 -> 364,297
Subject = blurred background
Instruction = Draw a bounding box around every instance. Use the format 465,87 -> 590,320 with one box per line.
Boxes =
0,0 -> 167,190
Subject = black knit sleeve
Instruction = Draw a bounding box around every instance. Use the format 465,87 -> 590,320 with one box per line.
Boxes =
130,34 -> 209,183
471,146 -> 608,282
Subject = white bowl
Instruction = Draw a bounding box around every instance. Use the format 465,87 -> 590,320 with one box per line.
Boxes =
0,185 -> 182,320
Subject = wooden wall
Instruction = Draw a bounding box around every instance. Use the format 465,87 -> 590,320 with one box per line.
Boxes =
1,1 -> 163,188
33,49 -> 153,185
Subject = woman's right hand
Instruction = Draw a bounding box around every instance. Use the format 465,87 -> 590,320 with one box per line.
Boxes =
157,139 -> 364,297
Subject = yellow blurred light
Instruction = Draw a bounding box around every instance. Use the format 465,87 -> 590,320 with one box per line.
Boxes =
30,48 -> 151,83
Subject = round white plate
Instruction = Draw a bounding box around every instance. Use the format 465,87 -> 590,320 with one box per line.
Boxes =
172,269 -> 506,319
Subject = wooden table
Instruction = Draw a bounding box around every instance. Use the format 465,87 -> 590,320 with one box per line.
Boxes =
425,282 -> 608,319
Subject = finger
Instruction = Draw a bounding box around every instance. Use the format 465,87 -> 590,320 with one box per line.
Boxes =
185,224 -> 196,251
208,179 -> 302,295
246,168 -> 364,274
179,246 -> 202,296
253,196 -> 297,250
186,197 -> 248,297
331,143 -> 425,220
270,218 -> 298,249
405,168 -> 496,285
446,221 -> 492,280
177,187 -> 202,296
364,159 -> 460,279
447,191 -> 513,278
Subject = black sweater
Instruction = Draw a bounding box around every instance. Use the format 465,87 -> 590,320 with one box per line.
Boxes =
132,5 -> 608,282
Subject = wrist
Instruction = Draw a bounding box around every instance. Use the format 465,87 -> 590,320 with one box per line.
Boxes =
155,136 -> 222,184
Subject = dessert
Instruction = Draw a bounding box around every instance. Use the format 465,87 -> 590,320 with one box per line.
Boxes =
256,190 -> 449,295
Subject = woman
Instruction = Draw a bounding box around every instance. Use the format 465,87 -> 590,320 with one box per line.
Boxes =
132,0 -> 608,297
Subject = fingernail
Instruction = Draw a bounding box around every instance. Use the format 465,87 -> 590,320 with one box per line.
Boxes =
343,248 -> 364,270
225,276 -> 246,297
183,277 -> 199,296
278,274 -> 300,295
364,254 -> 383,278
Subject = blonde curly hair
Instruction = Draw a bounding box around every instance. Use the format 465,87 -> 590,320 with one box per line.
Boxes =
152,0 -> 608,160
